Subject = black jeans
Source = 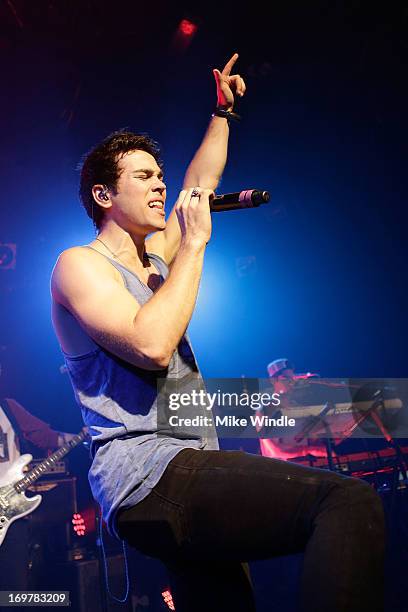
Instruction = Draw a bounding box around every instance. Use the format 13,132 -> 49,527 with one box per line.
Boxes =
116,448 -> 385,612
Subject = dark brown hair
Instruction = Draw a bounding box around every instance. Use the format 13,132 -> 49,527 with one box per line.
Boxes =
78,130 -> 162,230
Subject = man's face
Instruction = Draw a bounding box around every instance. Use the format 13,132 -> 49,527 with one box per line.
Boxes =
109,149 -> 167,235
270,368 -> 295,394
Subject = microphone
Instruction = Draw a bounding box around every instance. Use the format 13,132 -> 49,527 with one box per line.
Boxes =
210,189 -> 270,212
292,373 -> 321,388
293,373 -> 320,381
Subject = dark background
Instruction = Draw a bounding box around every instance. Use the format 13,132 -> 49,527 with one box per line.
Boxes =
0,1 -> 407,608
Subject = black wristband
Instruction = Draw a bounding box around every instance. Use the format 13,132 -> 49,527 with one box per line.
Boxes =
212,108 -> 241,123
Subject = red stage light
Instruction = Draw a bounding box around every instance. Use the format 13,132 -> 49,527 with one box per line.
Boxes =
71,512 -> 86,536
161,589 -> 175,610
179,19 -> 197,37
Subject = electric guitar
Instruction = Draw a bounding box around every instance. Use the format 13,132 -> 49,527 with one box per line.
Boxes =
0,430 -> 87,547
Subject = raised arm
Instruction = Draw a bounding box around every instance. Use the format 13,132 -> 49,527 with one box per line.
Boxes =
147,53 -> 246,265
183,53 -> 245,188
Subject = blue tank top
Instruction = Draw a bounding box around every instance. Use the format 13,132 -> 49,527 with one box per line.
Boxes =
54,250 -> 219,538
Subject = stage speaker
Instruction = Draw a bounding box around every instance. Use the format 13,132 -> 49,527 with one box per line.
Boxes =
49,555 -> 132,612
28,477 -> 77,522
29,477 -> 77,558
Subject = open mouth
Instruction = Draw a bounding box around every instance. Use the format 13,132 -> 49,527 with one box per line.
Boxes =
148,201 -> 165,216
149,200 -> 164,212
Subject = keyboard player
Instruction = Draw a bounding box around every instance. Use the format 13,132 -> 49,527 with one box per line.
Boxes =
257,358 -> 335,460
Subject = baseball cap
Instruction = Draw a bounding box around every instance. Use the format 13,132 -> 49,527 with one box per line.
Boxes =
267,358 -> 294,378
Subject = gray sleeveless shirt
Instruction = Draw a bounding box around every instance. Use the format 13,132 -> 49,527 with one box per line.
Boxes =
53,250 -> 218,538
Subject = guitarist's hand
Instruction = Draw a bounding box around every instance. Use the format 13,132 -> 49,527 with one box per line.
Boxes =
57,432 -> 77,447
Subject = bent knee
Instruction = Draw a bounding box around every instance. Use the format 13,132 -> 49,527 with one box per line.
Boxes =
342,476 -> 382,501
335,477 -> 384,522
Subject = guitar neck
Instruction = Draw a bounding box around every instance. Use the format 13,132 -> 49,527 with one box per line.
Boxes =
14,431 -> 86,494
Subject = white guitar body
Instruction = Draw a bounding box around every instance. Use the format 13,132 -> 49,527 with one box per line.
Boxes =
0,429 -> 86,548
0,454 -> 42,547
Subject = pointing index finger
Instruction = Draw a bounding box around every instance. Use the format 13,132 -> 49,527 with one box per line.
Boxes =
221,52 -> 239,76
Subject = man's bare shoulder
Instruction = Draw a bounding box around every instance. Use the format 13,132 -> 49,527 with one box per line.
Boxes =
53,245 -> 118,274
51,246 -> 121,302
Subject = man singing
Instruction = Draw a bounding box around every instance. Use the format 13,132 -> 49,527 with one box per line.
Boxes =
51,54 -> 385,611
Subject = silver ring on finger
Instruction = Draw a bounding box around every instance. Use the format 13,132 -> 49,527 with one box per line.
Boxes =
191,188 -> 201,198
